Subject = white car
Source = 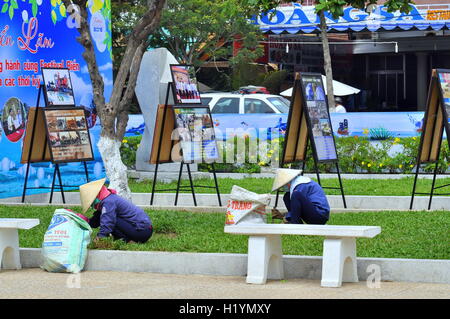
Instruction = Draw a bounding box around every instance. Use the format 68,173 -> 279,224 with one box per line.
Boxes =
200,92 -> 290,114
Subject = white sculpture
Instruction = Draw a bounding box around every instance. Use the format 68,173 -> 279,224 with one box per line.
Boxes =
135,48 -> 196,172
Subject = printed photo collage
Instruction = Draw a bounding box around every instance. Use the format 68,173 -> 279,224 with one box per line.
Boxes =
437,70 -> 450,121
301,75 -> 337,162
42,68 -> 76,107
44,108 -> 93,163
173,106 -> 219,163
170,65 -> 201,105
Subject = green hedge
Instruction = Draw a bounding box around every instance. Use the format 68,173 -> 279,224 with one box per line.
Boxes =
120,135 -> 142,169
120,135 -> 450,174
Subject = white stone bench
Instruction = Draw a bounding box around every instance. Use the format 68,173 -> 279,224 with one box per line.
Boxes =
0,218 -> 40,270
224,224 -> 381,287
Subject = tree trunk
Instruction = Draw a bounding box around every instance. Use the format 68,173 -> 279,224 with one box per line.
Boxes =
97,135 -> 131,200
319,11 -> 336,112
63,0 -> 166,198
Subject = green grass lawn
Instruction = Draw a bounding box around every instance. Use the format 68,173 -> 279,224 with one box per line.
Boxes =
129,176 -> 450,196
2,205 -> 449,260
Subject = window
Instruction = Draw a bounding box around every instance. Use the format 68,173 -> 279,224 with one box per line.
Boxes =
244,98 -> 275,114
211,97 -> 239,113
268,97 -> 290,113
200,97 -> 212,106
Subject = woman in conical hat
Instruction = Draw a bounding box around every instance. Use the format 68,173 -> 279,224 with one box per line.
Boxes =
79,179 -> 153,244
272,168 -> 330,225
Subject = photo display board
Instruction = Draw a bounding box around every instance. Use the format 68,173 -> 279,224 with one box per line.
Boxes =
20,107 -> 52,163
173,106 -> 219,163
417,69 -> 450,163
436,69 -> 450,149
42,68 -> 75,107
282,73 -> 309,164
150,104 -> 176,164
43,107 -> 94,163
300,73 -> 338,162
170,65 -> 202,104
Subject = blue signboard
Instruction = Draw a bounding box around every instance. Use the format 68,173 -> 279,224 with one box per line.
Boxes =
0,0 -> 112,199
253,3 -> 450,34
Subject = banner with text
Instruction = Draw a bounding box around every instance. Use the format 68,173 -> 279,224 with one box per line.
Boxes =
0,0 -> 112,199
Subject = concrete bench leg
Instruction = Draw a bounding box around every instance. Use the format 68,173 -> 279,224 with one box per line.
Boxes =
246,235 -> 284,284
0,229 -> 22,270
321,237 -> 358,288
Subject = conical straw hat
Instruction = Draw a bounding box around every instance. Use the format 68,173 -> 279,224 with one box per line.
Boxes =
79,178 -> 106,213
272,169 -> 302,192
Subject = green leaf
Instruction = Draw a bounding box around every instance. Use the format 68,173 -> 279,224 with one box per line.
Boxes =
8,5 -> 13,19
315,3 -> 326,12
32,2 -> 37,17
1,3 -> 8,13
51,9 -> 57,24
59,4 -> 66,17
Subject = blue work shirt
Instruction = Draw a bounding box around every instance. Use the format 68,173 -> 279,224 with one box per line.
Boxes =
284,180 -> 330,224
89,194 -> 152,238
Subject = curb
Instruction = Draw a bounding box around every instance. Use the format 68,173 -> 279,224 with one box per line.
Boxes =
5,192 -> 450,211
19,248 -> 450,284
128,170 -> 450,181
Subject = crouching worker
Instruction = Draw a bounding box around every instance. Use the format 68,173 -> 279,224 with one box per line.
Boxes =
79,178 -> 153,244
272,169 -> 330,225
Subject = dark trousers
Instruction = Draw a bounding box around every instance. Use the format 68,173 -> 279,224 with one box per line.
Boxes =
283,192 -> 328,225
111,218 -> 153,243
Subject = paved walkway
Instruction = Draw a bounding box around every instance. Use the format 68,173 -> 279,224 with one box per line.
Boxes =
0,269 -> 449,299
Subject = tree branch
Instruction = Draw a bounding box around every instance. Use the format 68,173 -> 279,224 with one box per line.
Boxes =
111,0 -> 166,113
62,0 -> 106,115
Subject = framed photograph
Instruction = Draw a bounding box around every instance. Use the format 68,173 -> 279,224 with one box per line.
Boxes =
172,106 -> 219,163
41,68 -> 75,107
43,107 -> 94,163
436,69 -> 450,151
170,64 -> 201,104
300,73 -> 338,163
436,69 -> 450,123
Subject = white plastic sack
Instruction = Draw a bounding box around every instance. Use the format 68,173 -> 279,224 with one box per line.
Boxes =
41,209 -> 92,273
225,185 -> 271,225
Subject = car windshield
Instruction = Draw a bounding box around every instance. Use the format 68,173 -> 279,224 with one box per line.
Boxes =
268,97 -> 290,113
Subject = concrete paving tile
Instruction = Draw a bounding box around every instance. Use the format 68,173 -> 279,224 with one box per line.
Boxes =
0,269 -> 449,299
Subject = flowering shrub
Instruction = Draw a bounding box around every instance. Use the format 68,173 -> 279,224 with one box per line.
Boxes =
120,135 -> 141,169
300,136 -> 449,174
119,135 -> 450,174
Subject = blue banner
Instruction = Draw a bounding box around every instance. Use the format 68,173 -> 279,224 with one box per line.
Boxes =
0,1 -> 112,199
124,111 -> 427,140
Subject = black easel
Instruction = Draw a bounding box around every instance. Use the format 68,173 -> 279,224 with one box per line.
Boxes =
410,69 -> 450,210
21,84 -> 90,203
273,72 -> 346,209
410,147 -> 450,210
150,83 -> 221,207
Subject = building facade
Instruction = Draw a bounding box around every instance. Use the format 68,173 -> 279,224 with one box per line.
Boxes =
253,1 -> 450,112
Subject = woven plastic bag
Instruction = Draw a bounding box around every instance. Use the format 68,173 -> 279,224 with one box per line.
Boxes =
41,208 -> 92,273
225,185 -> 271,225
